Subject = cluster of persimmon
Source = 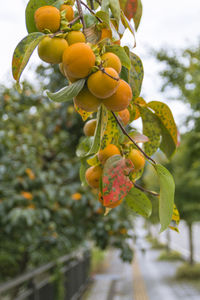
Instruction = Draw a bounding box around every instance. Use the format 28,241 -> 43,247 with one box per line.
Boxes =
34,4 -> 144,209
84,119 -> 146,208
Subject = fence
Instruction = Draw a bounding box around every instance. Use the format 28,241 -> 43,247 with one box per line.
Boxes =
0,248 -> 91,300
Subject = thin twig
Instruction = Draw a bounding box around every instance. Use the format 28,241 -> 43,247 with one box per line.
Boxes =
100,67 -> 119,81
80,1 -> 103,23
76,0 -> 86,30
68,15 -> 81,26
134,182 -> 159,197
111,112 -> 156,164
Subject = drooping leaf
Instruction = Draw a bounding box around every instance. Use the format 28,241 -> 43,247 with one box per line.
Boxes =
76,137 -> 93,158
154,164 -> 175,233
80,159 -> 89,186
120,66 -> 129,83
101,0 -> 110,13
101,110 -> 119,149
169,204 -> 180,232
74,103 -> 92,121
25,0 -> 57,33
102,155 -> 134,207
129,52 -> 144,98
12,32 -> 45,88
126,187 -> 152,217
148,101 -> 178,158
119,0 -> 138,20
133,0 -> 142,30
46,79 -> 85,102
105,45 -> 131,69
86,105 -> 108,156
109,0 -> 121,23
96,11 -> 110,27
140,107 -> 161,156
120,10 -> 135,39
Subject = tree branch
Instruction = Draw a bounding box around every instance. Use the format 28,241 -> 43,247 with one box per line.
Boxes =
100,67 -> 119,81
76,0 -> 86,30
134,182 -> 159,197
111,112 -> 156,164
80,1 -> 103,23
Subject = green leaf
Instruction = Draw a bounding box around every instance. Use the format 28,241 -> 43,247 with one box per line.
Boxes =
96,11 -> 110,27
148,101 -> 177,158
80,159 -> 89,186
25,0 -> 57,33
12,32 -> 45,88
109,0 -> 121,23
126,187 -> 152,217
101,0 -> 110,13
86,105 -> 108,156
140,107 -> 161,156
46,79 -> 85,102
76,137 -> 93,158
129,52 -> 144,98
120,10 -> 135,38
134,0 -> 142,30
120,66 -> 129,83
154,164 -> 175,232
105,45 -> 131,69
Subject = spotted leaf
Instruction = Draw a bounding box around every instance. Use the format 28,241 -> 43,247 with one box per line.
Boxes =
102,155 -> 134,207
74,104 -> 92,121
101,110 -> 119,149
148,101 -> 178,158
126,187 -> 152,217
12,32 -> 45,90
129,52 -> 144,99
140,107 -> 161,156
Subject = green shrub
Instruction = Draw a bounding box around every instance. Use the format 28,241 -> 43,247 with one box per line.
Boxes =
176,263 -> 200,280
158,250 -> 184,261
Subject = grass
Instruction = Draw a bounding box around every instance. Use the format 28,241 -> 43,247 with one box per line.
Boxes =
158,250 -> 184,262
91,247 -> 107,274
175,263 -> 200,291
146,236 -> 166,250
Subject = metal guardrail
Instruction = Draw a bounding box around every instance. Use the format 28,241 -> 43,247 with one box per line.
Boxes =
0,248 -> 91,300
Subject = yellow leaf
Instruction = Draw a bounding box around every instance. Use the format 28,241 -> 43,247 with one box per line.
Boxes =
87,155 -> 99,166
148,101 -> 177,146
169,226 -> 179,233
101,111 -> 119,149
74,103 -> 92,121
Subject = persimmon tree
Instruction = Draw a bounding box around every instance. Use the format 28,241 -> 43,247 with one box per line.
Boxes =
12,0 -> 179,232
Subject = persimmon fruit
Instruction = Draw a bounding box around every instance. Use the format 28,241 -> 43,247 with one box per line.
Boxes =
74,87 -> 101,112
34,6 -> 61,33
62,43 -> 95,79
38,37 -> 68,64
128,149 -> 145,171
98,144 -> 121,165
102,79 -> 132,112
60,4 -> 74,21
101,52 -> 122,74
85,165 -> 102,188
87,68 -> 119,99
118,108 -> 130,126
83,119 -> 97,136
66,31 -> 86,45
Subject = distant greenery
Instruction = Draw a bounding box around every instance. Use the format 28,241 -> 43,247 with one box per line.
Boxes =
146,236 -> 166,250
158,250 -> 184,262
0,64 -> 134,282
176,263 -> 200,280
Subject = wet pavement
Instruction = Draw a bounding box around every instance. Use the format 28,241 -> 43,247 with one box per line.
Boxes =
85,224 -> 200,300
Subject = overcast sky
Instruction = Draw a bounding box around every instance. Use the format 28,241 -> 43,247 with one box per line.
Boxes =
0,0 -> 200,128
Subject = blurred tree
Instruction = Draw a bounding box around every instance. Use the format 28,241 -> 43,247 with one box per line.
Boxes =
0,64 -> 134,281
155,42 -> 200,264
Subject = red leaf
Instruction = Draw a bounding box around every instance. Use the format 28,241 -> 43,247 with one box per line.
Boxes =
102,155 -> 134,207
120,0 -> 138,21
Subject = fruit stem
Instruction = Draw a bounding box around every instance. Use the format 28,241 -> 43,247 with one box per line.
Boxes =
111,112 -> 157,164
134,182 -> 159,197
80,1 -> 103,23
76,0 -> 86,30
100,67 -> 119,81
68,15 -> 81,26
